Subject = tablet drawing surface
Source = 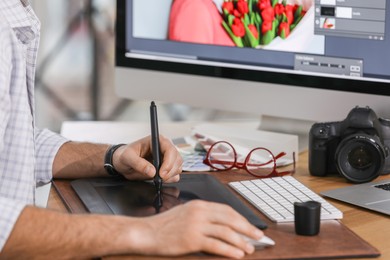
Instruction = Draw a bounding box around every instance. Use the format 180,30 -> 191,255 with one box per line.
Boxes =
71,174 -> 267,229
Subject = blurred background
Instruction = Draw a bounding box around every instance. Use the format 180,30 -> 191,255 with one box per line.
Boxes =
31,0 -> 258,133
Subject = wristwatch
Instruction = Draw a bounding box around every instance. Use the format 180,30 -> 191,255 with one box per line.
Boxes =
104,144 -> 125,176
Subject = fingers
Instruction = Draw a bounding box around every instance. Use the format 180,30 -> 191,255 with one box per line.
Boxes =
182,201 -> 262,258
157,135 -> 183,182
126,157 -> 156,179
115,141 -> 156,180
201,237 -> 247,259
205,202 -> 263,241
114,135 -> 182,181
203,225 -> 255,257
133,200 -> 262,258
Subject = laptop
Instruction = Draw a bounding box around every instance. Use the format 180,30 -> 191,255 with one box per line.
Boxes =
321,179 -> 390,216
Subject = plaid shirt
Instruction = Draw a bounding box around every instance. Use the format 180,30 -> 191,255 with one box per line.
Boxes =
0,0 -> 68,250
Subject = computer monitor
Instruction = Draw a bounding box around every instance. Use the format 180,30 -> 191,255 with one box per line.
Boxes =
115,0 -> 390,139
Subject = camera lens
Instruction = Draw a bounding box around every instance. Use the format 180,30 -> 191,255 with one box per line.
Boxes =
335,134 -> 386,183
348,146 -> 373,170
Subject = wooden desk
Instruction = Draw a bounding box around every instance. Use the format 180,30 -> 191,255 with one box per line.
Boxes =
53,121 -> 388,258
48,150 -> 389,259
293,151 -> 389,259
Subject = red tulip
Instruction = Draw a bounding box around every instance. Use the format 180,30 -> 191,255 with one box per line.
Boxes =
237,0 -> 249,15
261,6 -> 275,22
261,20 -> 273,34
232,18 -> 246,37
285,5 -> 295,25
258,0 -> 271,10
222,1 -> 234,14
278,22 -> 290,38
274,3 -> 285,16
233,9 -> 242,18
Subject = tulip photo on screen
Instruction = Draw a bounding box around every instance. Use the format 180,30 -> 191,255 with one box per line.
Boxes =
133,0 -> 323,55
221,0 -> 310,48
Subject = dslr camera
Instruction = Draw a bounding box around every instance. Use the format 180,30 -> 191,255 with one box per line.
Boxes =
309,106 -> 390,183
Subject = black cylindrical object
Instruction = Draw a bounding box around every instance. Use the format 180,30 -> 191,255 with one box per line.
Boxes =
294,201 -> 321,236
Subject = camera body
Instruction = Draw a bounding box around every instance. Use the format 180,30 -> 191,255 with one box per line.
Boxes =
309,106 -> 390,183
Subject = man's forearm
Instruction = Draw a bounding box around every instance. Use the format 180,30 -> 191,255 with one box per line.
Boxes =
53,141 -> 110,179
0,206 -> 140,259
1,201 -> 263,259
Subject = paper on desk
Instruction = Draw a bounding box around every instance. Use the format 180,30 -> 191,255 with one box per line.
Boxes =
191,123 -> 299,165
172,136 -> 211,172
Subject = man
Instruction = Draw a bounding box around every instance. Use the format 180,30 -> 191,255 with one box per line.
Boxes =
0,0 -> 263,258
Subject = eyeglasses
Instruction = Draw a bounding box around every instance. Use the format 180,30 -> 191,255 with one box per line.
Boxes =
202,141 -> 295,178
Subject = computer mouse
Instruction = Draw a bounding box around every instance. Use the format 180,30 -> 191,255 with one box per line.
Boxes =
242,235 -> 275,248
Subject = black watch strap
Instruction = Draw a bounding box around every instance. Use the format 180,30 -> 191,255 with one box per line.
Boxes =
104,144 -> 125,176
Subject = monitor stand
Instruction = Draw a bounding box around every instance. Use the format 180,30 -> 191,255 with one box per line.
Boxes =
258,115 -> 315,152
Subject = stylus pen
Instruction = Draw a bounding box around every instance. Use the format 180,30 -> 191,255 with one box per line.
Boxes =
150,101 -> 162,194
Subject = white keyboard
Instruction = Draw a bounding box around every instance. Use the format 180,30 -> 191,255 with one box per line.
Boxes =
229,176 -> 343,223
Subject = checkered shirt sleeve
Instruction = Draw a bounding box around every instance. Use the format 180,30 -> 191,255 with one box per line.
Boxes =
0,0 -> 68,250
35,128 -> 68,184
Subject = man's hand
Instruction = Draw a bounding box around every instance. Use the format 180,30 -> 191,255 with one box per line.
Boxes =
113,135 -> 183,183
126,200 -> 264,259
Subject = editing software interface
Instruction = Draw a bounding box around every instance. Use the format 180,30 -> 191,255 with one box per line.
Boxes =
314,0 -> 386,40
124,0 -> 389,83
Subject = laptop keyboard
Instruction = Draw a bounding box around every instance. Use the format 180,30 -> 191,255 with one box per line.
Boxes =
229,176 -> 343,223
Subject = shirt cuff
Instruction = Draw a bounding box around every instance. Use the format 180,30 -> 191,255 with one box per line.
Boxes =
35,128 -> 68,184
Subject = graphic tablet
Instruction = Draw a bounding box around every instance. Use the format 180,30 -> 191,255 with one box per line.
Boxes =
71,174 -> 267,229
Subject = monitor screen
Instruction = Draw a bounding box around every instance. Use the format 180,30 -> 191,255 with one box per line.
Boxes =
115,0 -> 390,127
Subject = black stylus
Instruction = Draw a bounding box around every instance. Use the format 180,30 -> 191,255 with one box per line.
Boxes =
150,101 -> 162,194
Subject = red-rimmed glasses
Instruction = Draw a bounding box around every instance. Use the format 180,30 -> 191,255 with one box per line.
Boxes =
203,141 -> 295,178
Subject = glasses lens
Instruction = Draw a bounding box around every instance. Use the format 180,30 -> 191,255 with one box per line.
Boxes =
246,148 -> 275,176
207,142 -> 235,170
